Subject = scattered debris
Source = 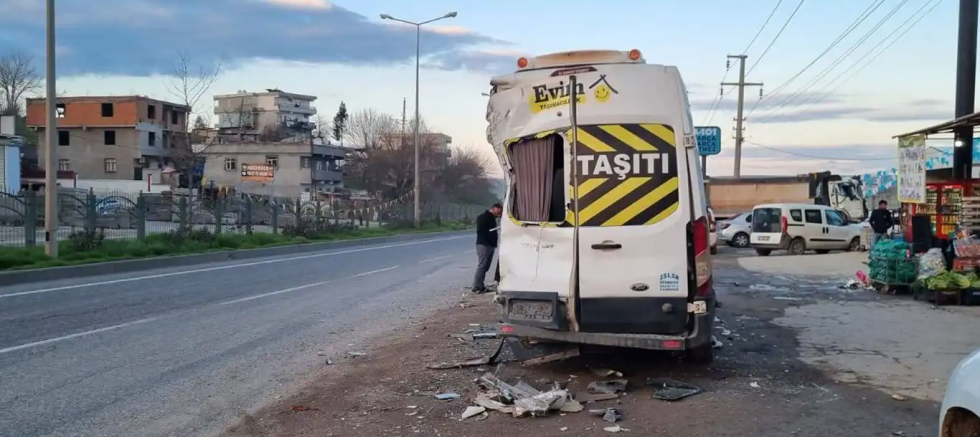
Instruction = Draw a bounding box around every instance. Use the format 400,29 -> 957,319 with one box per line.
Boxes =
513,389 -> 568,417
560,427 -> 568,432
604,425 -> 630,433
587,379 -> 628,395
521,348 -> 581,367
316,351 -> 327,356
721,328 -> 732,336
773,296 -> 802,301
591,368 -> 624,378
576,392 -> 620,403
435,393 -> 461,400
473,332 -> 498,339
590,407 -> 623,423
559,399 -> 584,413
892,431 -> 906,436
461,406 -> 487,420
474,394 -> 515,414
711,336 -> 724,349
648,378 -> 702,402
427,339 -> 505,370
324,358 -> 334,365
750,382 -> 761,388
347,351 -> 367,357
290,405 -> 318,412
891,394 -> 907,401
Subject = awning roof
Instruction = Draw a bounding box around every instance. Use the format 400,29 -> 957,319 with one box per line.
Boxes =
893,110 -> 980,138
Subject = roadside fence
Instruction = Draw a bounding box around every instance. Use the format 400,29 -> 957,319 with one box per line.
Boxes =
0,189 -> 484,247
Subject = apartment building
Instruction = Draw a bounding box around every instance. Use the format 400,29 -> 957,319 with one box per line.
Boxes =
213,89 -> 316,138
25,96 -> 189,181
200,141 -> 345,198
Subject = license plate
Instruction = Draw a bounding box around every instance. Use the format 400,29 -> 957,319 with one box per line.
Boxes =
509,301 -> 554,321
758,236 -> 770,241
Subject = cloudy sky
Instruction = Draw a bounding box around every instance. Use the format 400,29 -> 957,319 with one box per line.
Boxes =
0,0 -> 965,177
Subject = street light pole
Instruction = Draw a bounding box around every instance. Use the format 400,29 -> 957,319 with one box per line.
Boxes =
380,11 -> 458,228
44,0 -> 58,257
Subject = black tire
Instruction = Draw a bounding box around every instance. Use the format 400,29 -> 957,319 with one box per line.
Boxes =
755,248 -> 772,256
732,232 -> 750,248
710,246 -> 718,255
788,238 -> 806,255
815,250 -> 830,254
848,237 -> 861,252
686,343 -> 714,364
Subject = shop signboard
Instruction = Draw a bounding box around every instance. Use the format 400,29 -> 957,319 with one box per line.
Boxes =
897,134 -> 926,204
241,163 -> 274,182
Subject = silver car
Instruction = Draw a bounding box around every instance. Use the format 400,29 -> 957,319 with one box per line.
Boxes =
718,212 -> 752,248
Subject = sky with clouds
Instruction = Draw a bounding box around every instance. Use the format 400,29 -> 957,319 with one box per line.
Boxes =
0,0 -> 970,177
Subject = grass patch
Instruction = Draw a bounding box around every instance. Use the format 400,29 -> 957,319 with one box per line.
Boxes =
0,221 -> 472,272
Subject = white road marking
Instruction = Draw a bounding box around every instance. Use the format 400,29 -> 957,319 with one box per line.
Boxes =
419,255 -> 453,263
1,235 -> 468,299
350,266 -> 400,277
0,316 -> 160,356
2,265 -> 406,354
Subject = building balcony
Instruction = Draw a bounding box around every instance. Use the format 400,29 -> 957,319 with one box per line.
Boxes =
313,169 -> 343,182
280,104 -> 316,115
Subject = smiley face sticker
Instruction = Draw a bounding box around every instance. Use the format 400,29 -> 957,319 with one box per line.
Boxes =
589,75 -> 618,103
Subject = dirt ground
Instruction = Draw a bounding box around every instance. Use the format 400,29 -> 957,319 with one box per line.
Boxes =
218,247 -> 964,437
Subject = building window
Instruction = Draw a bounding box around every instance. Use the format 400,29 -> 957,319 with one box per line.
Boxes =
104,158 -> 117,173
148,131 -> 156,146
55,103 -> 66,118
224,158 -> 237,171
170,111 -> 178,125
101,103 -> 114,117
147,104 -> 156,119
57,159 -> 70,171
265,155 -> 278,168
300,156 -> 311,168
58,130 -> 70,146
104,130 -> 116,145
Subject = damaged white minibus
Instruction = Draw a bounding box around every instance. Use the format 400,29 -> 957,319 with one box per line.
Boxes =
486,49 -> 716,363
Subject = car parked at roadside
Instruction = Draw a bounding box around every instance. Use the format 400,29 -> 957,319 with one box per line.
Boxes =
940,348 -> 980,436
719,212 -> 752,248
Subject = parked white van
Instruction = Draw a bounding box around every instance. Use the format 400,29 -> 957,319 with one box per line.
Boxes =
750,203 -> 863,256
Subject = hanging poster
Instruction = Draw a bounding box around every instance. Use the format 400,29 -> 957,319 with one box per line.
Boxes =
897,134 -> 926,204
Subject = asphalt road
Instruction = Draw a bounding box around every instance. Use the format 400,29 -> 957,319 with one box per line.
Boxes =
0,232 -> 478,437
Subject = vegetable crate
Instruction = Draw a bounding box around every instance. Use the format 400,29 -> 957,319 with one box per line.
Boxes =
867,239 -> 917,294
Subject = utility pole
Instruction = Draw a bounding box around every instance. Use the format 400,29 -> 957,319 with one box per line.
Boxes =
44,0 -> 58,257
953,0 -> 978,180
721,54 -> 763,179
401,97 -> 407,148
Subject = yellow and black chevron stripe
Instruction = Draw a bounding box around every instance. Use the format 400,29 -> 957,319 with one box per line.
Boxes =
569,123 -> 679,227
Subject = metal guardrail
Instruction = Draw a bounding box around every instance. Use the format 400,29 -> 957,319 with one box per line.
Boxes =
0,189 -> 484,247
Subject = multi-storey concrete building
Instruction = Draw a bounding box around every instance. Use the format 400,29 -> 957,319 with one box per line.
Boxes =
212,89 -> 316,138
25,96 -> 190,181
200,140 -> 345,198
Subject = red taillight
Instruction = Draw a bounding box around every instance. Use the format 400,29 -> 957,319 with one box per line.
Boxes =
692,216 -> 713,297
693,217 -> 708,255
781,216 -> 788,234
662,340 -> 682,349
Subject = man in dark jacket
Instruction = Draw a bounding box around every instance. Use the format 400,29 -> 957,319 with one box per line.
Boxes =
868,200 -> 894,248
473,203 -> 502,293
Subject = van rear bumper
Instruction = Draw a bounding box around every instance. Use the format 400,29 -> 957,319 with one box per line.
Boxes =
751,233 -> 789,249
497,291 -> 714,351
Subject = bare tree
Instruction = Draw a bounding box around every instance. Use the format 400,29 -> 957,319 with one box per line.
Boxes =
0,52 -> 42,116
344,108 -> 398,149
165,51 -> 223,189
313,114 -> 331,141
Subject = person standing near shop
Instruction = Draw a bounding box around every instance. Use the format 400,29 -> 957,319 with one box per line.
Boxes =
869,200 -> 894,248
473,203 -> 502,293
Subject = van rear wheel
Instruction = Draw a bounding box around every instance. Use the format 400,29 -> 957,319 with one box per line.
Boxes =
686,343 -> 714,364
788,238 -> 806,255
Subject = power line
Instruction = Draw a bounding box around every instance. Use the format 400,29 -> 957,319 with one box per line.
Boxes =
702,0 -> 786,125
744,140 -> 896,160
745,0 -> 807,76
782,0 -> 943,115
742,0 -> 786,55
760,0 -> 912,115
747,0 -> 886,116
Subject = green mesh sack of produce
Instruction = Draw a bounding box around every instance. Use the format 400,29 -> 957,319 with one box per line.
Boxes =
869,240 -> 915,283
